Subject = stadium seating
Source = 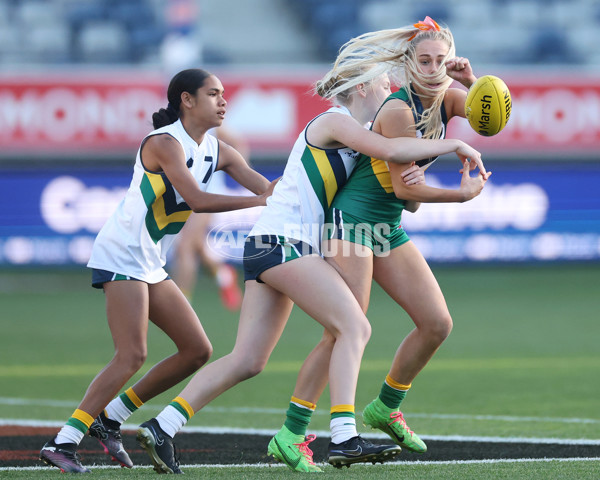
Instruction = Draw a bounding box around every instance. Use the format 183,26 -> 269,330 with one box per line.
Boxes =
0,0 -> 596,66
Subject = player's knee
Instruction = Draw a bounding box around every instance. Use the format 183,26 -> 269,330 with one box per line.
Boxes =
317,330 -> 336,350
344,315 -> 371,346
428,314 -> 453,344
329,314 -> 371,346
441,314 -> 453,338
237,356 -> 268,380
184,343 -> 213,370
115,347 -> 147,373
353,311 -> 372,341
242,361 -> 267,380
358,317 -> 372,344
200,343 -> 214,365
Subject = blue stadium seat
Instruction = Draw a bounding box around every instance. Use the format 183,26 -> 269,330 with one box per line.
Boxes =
129,24 -> 166,62
309,0 -> 364,60
66,2 -> 108,31
111,0 -> 155,28
77,20 -> 129,63
323,24 -> 364,59
529,28 -> 578,64
411,1 -> 451,24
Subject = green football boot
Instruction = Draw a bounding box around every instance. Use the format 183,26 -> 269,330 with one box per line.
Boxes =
267,426 -> 323,472
363,398 -> 427,453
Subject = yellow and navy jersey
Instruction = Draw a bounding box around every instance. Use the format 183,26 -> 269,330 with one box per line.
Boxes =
332,87 -> 448,224
87,119 -> 219,283
249,105 -> 360,254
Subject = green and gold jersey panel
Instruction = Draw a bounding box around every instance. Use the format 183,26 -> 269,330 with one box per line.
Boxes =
140,170 -> 192,244
332,151 -> 405,224
301,144 -> 355,213
332,87 -> 448,224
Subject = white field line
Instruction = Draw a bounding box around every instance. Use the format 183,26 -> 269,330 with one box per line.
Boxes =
1,457 -> 600,472
2,396 -> 599,425
2,417 -> 600,446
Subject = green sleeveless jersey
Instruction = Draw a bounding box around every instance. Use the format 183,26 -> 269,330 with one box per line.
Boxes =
330,87 -> 448,224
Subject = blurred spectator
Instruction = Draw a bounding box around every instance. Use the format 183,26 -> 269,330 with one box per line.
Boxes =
0,0 -> 592,68
159,0 -> 203,74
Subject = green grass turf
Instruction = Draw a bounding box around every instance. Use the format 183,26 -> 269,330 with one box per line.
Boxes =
4,460 -> 600,479
1,263 -> 599,442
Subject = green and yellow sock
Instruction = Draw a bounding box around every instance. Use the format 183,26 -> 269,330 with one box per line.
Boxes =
104,387 -> 144,424
330,404 -> 357,444
55,409 -> 95,445
156,396 -> 195,438
379,375 -> 411,410
283,396 -> 316,436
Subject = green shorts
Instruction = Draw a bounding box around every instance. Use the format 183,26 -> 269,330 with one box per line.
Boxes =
325,208 -> 410,256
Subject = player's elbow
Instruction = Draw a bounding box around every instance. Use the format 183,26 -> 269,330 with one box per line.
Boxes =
381,144 -> 412,164
378,147 -> 396,164
393,189 -> 406,201
405,201 -> 421,213
188,192 -> 214,213
392,184 -> 415,202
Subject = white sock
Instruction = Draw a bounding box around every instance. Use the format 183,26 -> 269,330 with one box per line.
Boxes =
330,416 -> 357,444
104,398 -> 132,424
156,405 -> 188,438
55,425 -> 85,445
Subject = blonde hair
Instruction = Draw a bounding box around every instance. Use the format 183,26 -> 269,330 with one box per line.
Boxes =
315,23 -> 456,139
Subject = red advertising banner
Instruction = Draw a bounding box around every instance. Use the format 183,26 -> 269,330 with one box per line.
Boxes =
0,71 -> 599,159
0,70 -> 329,159
448,74 -> 600,158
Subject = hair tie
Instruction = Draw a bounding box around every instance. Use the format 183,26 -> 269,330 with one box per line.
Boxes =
408,16 -> 441,41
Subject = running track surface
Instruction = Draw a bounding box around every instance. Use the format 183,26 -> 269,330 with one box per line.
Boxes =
1,426 -> 599,469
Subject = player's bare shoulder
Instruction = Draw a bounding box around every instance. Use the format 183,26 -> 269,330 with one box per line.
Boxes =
142,134 -> 183,171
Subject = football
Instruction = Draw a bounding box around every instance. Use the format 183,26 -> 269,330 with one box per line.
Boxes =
464,75 -> 512,136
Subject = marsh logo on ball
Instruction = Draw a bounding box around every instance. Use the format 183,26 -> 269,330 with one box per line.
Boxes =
465,75 -> 512,136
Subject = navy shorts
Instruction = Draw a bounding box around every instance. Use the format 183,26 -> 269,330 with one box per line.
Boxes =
91,269 -> 169,289
243,235 -> 315,283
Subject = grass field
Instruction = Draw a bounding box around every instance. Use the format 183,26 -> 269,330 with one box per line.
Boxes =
1,263 -> 599,478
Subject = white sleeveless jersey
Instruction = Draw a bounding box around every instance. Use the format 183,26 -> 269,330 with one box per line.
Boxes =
249,106 -> 360,254
87,120 -> 220,283
206,128 -> 227,194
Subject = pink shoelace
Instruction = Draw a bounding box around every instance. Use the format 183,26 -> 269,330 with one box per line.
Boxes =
389,411 -> 414,435
294,434 -> 317,465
